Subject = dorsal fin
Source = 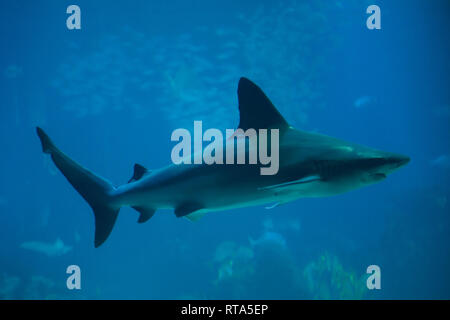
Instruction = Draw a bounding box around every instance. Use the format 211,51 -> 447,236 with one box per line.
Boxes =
237,77 -> 289,131
128,163 -> 150,183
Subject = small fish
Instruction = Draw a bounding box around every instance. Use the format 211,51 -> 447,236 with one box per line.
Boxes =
354,95 -> 374,109
430,155 -> 450,169
249,231 -> 287,248
4,65 -> 23,79
20,238 -> 72,257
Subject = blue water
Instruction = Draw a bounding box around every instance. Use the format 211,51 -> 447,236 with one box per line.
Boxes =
0,0 -> 449,299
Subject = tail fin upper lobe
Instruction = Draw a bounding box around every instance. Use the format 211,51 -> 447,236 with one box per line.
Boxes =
37,127 -> 119,247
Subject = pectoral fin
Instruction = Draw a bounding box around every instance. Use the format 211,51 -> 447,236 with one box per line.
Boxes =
184,211 -> 206,222
174,203 -> 204,218
258,175 -> 322,191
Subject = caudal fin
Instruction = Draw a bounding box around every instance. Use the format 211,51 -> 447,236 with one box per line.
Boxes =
37,127 -> 119,247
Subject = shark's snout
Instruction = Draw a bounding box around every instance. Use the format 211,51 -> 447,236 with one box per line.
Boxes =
358,153 -> 409,185
359,152 -> 410,181
373,153 -> 410,177
388,154 -> 410,169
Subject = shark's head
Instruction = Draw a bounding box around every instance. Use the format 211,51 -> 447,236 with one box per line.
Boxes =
320,143 -> 411,192
355,151 -> 410,184
302,146 -> 411,197
281,130 -> 411,197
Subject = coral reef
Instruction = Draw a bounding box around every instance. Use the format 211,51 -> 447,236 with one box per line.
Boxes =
303,252 -> 367,300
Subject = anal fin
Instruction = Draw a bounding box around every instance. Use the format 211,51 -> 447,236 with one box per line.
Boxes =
132,206 -> 156,223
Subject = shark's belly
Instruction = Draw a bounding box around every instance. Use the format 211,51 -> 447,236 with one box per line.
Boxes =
130,163 -> 361,213
275,179 -> 363,198
144,166 -> 276,210
187,180 -> 346,212
150,177 -> 329,212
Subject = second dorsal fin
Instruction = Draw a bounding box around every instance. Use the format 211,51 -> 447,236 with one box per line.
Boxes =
128,163 -> 150,183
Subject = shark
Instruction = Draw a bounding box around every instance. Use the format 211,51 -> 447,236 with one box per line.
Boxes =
36,77 -> 409,247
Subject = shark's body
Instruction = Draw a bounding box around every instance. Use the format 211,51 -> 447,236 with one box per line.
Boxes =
37,78 -> 409,247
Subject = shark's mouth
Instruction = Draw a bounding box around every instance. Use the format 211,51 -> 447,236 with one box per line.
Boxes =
371,173 -> 387,180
